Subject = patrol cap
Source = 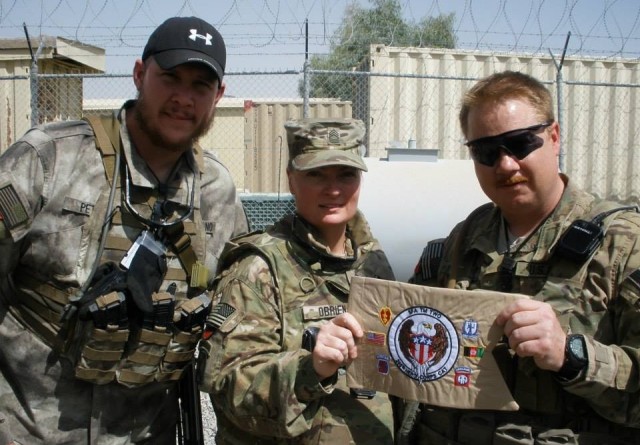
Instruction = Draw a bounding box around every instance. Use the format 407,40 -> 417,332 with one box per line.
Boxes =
142,16 -> 226,82
285,118 -> 368,171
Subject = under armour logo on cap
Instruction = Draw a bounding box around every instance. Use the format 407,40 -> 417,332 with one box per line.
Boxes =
142,16 -> 226,81
189,29 -> 212,45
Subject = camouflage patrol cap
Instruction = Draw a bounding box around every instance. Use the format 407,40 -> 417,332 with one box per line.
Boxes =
285,118 -> 368,171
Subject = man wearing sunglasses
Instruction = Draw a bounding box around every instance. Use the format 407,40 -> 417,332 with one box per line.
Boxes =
396,71 -> 640,444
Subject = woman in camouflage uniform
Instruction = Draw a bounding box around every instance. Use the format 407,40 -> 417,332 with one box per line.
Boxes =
199,118 -> 395,444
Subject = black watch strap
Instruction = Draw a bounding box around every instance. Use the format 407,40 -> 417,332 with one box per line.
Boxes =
302,326 -> 320,352
557,334 -> 588,380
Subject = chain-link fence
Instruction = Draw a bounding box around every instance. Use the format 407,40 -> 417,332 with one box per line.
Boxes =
241,194 -> 296,231
1,50 -> 638,219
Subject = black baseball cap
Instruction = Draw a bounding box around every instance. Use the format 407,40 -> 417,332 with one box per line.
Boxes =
142,16 -> 226,81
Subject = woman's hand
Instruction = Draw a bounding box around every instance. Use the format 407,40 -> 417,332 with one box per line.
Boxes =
311,313 -> 363,380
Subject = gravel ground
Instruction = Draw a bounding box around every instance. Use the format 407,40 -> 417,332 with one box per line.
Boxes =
177,391 -> 217,444
201,393 -> 218,444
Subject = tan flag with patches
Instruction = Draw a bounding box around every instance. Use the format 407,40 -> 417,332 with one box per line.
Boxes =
346,276 -> 529,411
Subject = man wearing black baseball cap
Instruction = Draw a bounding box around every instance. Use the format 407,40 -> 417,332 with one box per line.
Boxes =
0,15 -> 247,445
142,16 -> 226,83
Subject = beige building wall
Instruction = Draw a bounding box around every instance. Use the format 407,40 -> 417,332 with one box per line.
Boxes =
0,36 -> 104,149
243,99 -> 353,193
0,60 -> 32,148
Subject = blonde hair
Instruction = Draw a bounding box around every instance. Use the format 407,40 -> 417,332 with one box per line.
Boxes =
459,71 -> 555,138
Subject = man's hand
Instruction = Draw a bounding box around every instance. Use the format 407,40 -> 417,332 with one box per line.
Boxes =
495,299 -> 566,371
311,313 -> 363,380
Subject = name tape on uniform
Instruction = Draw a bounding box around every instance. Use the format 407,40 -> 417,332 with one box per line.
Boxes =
346,276 -> 528,411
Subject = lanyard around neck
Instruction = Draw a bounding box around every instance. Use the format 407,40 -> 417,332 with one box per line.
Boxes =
123,162 -> 196,230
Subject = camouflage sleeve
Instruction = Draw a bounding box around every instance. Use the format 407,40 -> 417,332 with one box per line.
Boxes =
0,137 -> 47,275
200,254 -> 331,438
562,212 -> 640,427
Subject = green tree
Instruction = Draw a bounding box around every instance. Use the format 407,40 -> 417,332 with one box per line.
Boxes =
301,0 -> 456,99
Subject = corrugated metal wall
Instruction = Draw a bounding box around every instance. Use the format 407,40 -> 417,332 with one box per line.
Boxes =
243,99 -> 353,193
0,61 -> 31,149
368,46 -> 639,203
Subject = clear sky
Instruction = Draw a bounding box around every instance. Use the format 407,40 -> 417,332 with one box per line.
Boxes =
0,0 -> 637,74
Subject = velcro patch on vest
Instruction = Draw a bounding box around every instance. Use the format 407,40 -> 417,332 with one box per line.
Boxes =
526,262 -> 550,277
207,302 -> 236,331
419,239 -> 445,280
302,304 -> 347,321
627,269 -> 640,292
0,183 -> 28,229
63,196 -> 95,216
203,221 -> 215,235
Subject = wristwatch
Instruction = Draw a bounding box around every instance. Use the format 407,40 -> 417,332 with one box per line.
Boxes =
302,326 -> 320,352
557,334 -> 588,380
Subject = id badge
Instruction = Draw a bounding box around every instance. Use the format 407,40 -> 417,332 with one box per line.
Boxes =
120,230 -> 166,269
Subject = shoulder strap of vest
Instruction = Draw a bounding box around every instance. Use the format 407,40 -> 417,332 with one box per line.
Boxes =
214,233 -> 281,296
161,221 -> 209,290
218,232 -> 316,299
83,114 -> 120,185
193,142 -> 205,174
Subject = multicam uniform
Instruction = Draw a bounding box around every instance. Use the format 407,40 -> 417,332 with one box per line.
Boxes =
403,178 -> 640,444
0,102 -> 247,444
199,211 -> 395,444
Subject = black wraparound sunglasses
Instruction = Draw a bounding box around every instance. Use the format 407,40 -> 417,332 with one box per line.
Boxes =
465,122 -> 553,167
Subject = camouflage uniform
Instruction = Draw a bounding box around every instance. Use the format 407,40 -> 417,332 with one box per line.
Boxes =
200,211 -> 395,444
402,178 -> 640,444
0,102 -> 247,444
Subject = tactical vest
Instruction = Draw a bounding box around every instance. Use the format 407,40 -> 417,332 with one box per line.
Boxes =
9,114 -> 210,387
216,228 -> 367,350
211,215 -> 393,349
200,216 -> 396,444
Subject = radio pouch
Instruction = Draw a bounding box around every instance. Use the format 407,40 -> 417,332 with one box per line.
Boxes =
555,205 -> 638,264
555,219 -> 604,263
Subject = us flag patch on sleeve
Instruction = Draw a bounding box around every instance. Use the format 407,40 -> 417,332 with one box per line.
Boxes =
0,183 -> 28,229
207,302 -> 236,331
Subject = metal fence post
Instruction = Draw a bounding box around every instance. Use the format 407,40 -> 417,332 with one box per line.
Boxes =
551,31 -> 571,173
302,19 -> 310,118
